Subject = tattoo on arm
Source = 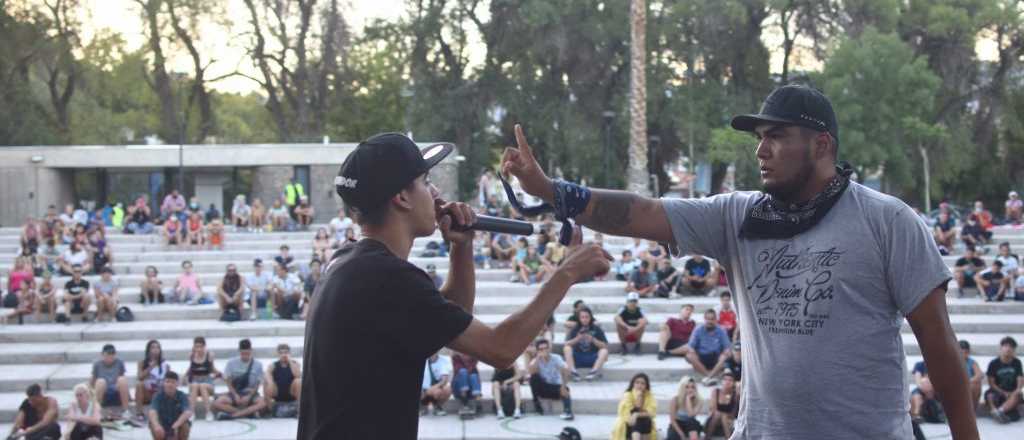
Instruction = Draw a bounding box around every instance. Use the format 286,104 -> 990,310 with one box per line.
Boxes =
584,190 -> 636,233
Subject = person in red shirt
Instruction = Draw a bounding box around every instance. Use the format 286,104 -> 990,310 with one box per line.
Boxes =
716,291 -> 738,340
658,304 -> 696,360
451,351 -> 482,417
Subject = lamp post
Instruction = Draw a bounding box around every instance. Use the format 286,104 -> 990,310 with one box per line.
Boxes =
174,72 -> 187,194
648,135 -> 660,196
602,110 -> 615,187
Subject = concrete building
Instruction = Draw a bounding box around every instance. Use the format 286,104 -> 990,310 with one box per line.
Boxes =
0,142 -> 460,227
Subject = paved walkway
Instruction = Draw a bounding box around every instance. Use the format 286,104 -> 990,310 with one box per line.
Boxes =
0,414 -> 1018,439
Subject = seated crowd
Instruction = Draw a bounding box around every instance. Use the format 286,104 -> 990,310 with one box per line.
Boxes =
7,338 -> 302,440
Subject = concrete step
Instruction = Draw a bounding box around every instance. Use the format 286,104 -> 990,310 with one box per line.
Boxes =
0,353 -> 996,420
34,268 -> 514,288
3,306 -> 1022,345
0,326 -> 1017,368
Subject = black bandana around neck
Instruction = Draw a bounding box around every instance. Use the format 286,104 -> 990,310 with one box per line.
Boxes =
739,162 -> 854,240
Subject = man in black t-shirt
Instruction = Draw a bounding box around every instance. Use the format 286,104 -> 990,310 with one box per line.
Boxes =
985,336 -> 1023,423
614,293 -> 647,355
61,264 -> 91,320
975,260 -> 1008,302
299,132 -> 611,440
7,384 -> 60,440
563,308 -> 609,381
954,247 -> 985,294
679,254 -> 715,296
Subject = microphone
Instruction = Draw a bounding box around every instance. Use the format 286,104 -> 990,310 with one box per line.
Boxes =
453,215 -> 534,235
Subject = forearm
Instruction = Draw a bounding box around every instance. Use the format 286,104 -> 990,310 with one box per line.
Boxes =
554,188 -> 673,243
492,272 -> 574,366
173,411 -> 192,428
440,240 -> 475,312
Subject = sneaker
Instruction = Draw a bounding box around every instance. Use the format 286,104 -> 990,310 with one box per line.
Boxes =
657,351 -> 667,361
633,344 -> 642,355
433,408 -> 447,416
513,408 -> 522,419
496,410 -> 506,420
585,370 -> 602,381
216,412 -> 233,421
701,376 -> 718,387
120,409 -> 133,421
205,410 -> 213,421
993,409 -> 1008,423
249,313 -> 257,321
560,412 -> 574,420
570,370 -> 581,381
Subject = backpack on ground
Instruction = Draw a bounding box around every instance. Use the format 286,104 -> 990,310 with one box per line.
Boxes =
220,307 -> 241,322
115,306 -> 134,322
273,401 -> 298,418
2,292 -> 18,308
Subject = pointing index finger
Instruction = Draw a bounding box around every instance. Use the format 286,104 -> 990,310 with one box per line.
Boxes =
514,124 -> 535,160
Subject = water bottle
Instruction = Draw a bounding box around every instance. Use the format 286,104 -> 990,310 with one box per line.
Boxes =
264,300 -> 273,320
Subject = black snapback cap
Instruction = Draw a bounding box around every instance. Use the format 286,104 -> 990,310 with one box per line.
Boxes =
731,84 -> 839,146
335,132 -> 453,210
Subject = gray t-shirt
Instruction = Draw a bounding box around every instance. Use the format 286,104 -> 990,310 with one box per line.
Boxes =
92,359 -> 126,385
661,182 -> 951,439
95,278 -> 118,296
224,357 -> 263,394
535,354 -> 566,386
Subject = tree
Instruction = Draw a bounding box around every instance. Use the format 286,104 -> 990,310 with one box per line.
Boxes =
626,0 -> 649,195
815,27 -> 941,196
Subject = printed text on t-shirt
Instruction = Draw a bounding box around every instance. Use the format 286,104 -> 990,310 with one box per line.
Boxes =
747,244 -> 843,336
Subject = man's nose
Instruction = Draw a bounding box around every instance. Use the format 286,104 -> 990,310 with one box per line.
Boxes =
429,184 -> 440,199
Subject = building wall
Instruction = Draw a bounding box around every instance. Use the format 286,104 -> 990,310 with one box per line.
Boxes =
0,142 -> 460,226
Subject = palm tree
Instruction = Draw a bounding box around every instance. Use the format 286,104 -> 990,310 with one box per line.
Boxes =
626,0 -> 649,195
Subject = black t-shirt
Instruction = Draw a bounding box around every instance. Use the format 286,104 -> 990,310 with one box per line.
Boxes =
618,306 -> 644,327
986,356 -> 1023,392
961,223 -> 985,237
64,279 -> 90,298
684,258 -> 711,278
567,324 -> 607,353
655,266 -> 676,283
981,270 -> 1005,284
298,239 -> 473,440
131,209 -> 150,224
935,218 -> 955,232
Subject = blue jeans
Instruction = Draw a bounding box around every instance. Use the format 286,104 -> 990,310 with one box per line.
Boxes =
452,368 -> 481,403
126,222 -> 154,234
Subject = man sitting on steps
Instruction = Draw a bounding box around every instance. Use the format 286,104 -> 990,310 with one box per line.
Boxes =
213,339 -> 265,420
563,307 -> 609,381
264,343 -> 302,418
91,344 -> 132,420
658,304 -> 696,360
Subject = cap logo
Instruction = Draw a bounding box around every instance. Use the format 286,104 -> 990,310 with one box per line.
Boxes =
423,144 -> 445,160
335,176 -> 358,189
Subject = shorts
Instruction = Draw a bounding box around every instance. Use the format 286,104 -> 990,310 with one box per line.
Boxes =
985,389 -> 1022,421
191,375 -> 215,386
492,368 -> 516,384
666,338 -> 687,351
573,350 -> 599,369
230,391 -> 260,407
698,351 -> 720,370
667,416 -> 703,439
210,233 -> 223,246
623,332 -> 640,343
102,386 -> 121,406
70,298 -> 85,314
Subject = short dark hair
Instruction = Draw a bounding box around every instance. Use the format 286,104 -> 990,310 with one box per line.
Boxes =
994,260 -> 1004,267
640,260 -> 649,269
280,245 -> 290,251
572,300 -> 585,308
102,344 -> 116,354
193,337 -> 206,346
1000,242 -> 1010,248
682,304 -> 694,310
239,338 -> 252,351
622,250 -> 632,257
71,264 -> 83,271
720,291 -> 732,299
705,309 -> 717,317
164,371 -> 179,382
26,383 -> 41,397
958,340 -> 970,351
534,339 -> 550,349
1001,336 -> 1018,349
100,266 -> 113,274
350,202 -> 390,226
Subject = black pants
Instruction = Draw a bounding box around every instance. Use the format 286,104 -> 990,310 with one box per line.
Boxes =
25,423 -> 61,440
528,375 -> 571,414
70,422 -> 103,440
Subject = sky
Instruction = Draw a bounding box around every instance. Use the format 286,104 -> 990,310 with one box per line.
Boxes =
74,0 -> 999,95
78,0 -> 407,94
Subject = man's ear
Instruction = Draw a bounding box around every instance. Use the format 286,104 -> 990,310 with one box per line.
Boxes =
391,188 -> 414,212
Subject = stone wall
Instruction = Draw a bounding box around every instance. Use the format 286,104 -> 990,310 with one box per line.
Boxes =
310,164 -> 342,223
250,166 -> 292,210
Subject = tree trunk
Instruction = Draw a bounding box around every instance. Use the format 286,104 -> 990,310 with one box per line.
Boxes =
138,0 -> 181,144
626,0 -> 649,195
166,0 -> 214,143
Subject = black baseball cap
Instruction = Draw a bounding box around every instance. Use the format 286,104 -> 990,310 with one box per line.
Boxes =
558,427 -> 581,440
731,84 -> 839,146
335,132 -> 454,210
102,344 -> 116,354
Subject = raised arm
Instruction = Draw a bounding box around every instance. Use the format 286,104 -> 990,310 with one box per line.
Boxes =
500,124 -> 674,243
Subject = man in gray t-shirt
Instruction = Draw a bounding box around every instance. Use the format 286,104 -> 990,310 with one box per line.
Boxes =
501,85 -> 977,439
91,344 -> 130,412
212,339 -> 265,419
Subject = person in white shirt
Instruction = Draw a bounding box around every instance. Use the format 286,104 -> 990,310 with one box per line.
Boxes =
270,263 -> 303,319
247,259 -> 274,320
59,241 -> 92,275
421,352 -> 453,416
328,208 -> 354,246
995,242 -> 1020,278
